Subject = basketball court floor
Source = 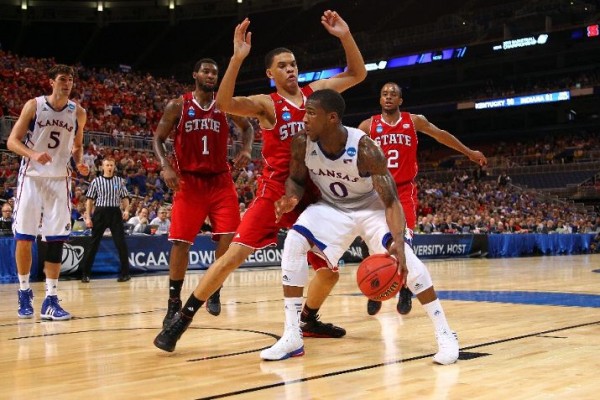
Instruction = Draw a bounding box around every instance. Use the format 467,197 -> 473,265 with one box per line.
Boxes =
1,254 -> 599,399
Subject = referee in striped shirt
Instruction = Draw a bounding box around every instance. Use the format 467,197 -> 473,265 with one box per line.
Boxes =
80,157 -> 131,282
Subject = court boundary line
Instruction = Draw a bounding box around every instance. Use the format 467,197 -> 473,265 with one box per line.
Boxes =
194,319 -> 600,400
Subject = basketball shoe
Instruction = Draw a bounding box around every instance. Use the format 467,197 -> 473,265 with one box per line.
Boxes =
17,289 -> 34,319
162,298 -> 182,329
367,299 -> 382,316
260,328 -> 304,361
301,315 -> 346,338
397,287 -> 413,315
154,312 -> 192,352
206,288 -> 221,316
40,295 -> 72,321
433,329 -> 459,365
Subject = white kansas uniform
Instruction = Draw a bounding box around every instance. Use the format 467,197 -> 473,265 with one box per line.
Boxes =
292,126 -> 432,294
13,96 -> 79,241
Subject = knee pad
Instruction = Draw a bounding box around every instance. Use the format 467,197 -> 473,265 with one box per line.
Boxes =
281,229 -> 311,287
404,243 -> 433,295
46,241 -> 64,264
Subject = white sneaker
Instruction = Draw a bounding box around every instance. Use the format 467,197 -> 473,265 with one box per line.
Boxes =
433,330 -> 459,365
260,328 -> 305,361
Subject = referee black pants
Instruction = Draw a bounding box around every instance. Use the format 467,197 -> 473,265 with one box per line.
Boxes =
80,207 -> 130,277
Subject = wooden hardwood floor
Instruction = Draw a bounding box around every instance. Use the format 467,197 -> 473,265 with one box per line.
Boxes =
1,254 -> 600,399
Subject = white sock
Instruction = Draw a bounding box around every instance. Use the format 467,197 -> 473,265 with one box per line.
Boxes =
46,279 -> 58,297
423,299 -> 451,333
284,297 -> 303,331
18,274 -> 30,291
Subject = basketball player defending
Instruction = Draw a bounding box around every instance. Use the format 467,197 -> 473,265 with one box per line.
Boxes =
154,10 -> 367,352
359,82 -> 487,316
8,64 -> 89,320
261,89 -> 459,364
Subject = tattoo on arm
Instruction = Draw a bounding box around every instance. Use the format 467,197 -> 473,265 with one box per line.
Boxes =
357,136 -> 398,206
286,133 -> 309,198
372,172 -> 398,207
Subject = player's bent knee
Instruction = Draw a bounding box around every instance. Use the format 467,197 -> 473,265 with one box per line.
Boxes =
315,267 -> 339,285
405,246 -> 433,295
281,230 -> 311,287
46,241 -> 64,263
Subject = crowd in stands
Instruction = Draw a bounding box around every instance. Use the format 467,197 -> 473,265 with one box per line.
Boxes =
418,130 -> 600,172
414,176 -> 600,235
0,50 -> 256,144
1,51 -> 599,247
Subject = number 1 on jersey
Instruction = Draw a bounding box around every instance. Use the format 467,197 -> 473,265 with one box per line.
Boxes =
201,135 -> 210,155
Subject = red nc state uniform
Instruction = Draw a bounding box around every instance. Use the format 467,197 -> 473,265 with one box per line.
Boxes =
169,92 -> 240,243
368,112 -> 419,230
233,86 -> 321,250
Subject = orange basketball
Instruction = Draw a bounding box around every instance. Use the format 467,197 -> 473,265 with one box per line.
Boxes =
356,254 -> 403,301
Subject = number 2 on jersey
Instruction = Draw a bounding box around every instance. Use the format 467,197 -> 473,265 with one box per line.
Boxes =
387,149 -> 399,168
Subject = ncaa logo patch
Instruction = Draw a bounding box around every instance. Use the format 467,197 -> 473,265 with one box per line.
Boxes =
376,124 -> 383,133
403,124 -> 411,129
282,111 -> 292,122
346,147 -> 357,157
187,107 -> 196,117
68,103 -> 76,111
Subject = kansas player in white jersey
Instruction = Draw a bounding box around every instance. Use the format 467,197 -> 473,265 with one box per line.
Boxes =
261,89 -> 459,365
7,64 -> 89,321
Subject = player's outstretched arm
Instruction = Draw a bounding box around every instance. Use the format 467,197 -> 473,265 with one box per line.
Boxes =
413,113 -> 487,166
215,18 -> 270,122
310,10 -> 367,93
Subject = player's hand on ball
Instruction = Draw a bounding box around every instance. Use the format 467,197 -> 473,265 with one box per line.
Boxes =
388,240 -> 407,283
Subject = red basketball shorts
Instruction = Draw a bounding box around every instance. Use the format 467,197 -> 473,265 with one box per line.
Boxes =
397,181 -> 418,230
169,172 -> 240,243
233,179 -> 327,271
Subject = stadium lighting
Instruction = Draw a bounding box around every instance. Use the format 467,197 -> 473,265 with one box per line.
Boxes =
237,0 -> 243,4
169,0 -> 175,10
21,0 -> 27,10
97,1 -> 103,12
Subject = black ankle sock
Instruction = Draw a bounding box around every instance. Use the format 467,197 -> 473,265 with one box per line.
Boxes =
301,305 -> 319,322
210,286 -> 222,297
169,279 -> 184,300
181,293 -> 204,319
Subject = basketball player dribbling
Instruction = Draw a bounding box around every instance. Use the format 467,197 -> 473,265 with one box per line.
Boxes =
264,89 -> 458,364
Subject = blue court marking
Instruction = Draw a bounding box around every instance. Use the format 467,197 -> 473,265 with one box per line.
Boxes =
436,290 -> 600,308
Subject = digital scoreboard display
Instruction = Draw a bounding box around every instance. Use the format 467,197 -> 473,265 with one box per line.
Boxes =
474,91 -> 570,110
